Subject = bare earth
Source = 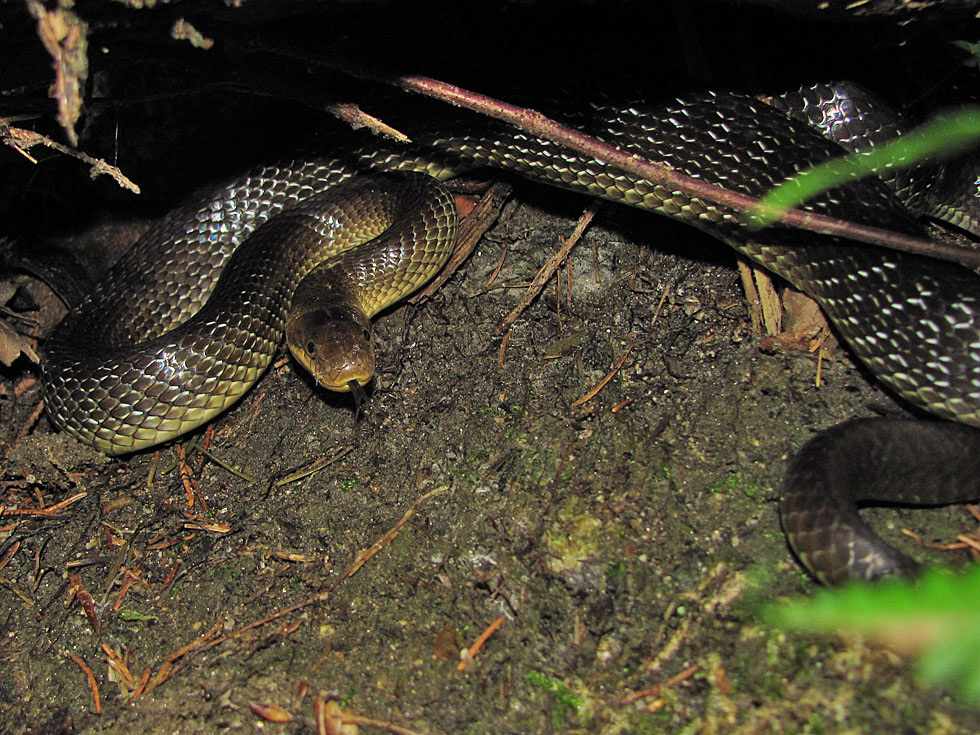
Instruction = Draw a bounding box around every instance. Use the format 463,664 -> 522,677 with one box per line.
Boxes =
2,180 -> 979,733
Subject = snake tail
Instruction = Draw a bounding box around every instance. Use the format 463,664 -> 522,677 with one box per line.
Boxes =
781,418 -> 980,584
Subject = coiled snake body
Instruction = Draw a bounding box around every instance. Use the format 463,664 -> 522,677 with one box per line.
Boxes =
42,85 -> 980,583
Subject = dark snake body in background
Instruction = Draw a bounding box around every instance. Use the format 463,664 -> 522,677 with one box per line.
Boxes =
42,83 -> 980,583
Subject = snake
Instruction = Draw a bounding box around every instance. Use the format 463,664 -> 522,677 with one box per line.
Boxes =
41,83 -> 980,583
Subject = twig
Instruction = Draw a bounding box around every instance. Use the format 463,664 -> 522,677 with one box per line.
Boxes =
68,572 -> 99,633
495,204 -> 597,335
113,567 -> 141,610
174,445 -> 207,510
326,102 -> 410,142
101,643 -> 136,690
275,446 -> 353,486
332,486 -> 448,586
131,666 -> 152,700
497,329 -> 512,366
457,616 -> 505,671
316,698 -> 425,735
392,74 -> 980,269
1,491 -> 87,517
571,337 -> 636,408
143,619 -> 225,695
1,122 -> 139,193
234,39 -> 973,267
620,664 -> 700,705
156,560 -> 181,598
341,713 -> 426,735
411,181 -> 513,303
194,446 -> 254,483
0,541 -> 19,573
66,652 -> 102,714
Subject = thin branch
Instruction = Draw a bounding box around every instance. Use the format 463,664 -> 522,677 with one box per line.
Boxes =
494,204 -> 597,336
390,74 -> 980,269
1,120 -> 140,194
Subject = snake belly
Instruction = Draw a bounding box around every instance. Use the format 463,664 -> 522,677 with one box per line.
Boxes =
42,88 -> 980,580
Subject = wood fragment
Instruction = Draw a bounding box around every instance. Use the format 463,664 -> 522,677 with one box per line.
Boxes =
571,337 -> 636,408
68,572 -> 99,633
66,651 -> 101,714
411,181 -> 513,303
457,616 -> 505,671
494,204 -> 597,335
620,664 -> 699,704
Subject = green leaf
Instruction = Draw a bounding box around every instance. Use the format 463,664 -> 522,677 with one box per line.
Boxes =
952,40 -> 980,69
765,566 -> 980,706
749,108 -> 980,228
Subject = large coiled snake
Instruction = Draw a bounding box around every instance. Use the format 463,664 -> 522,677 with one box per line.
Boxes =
42,84 -> 980,583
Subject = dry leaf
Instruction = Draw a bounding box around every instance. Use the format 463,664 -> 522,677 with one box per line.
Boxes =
0,318 -> 38,366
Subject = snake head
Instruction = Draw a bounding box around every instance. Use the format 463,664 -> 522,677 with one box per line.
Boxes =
286,303 -> 375,391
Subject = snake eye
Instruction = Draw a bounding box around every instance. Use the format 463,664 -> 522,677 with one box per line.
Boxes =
306,341 -> 316,356
362,329 -> 370,342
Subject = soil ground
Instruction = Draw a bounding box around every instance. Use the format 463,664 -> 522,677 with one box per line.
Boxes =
2,177 -> 980,734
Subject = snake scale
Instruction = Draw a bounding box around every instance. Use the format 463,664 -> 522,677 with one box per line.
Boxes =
42,84 -> 980,583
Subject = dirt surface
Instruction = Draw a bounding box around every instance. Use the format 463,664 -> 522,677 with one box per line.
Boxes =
3,177 -> 980,733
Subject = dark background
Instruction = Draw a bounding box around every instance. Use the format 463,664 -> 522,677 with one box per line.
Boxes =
2,0 -> 979,246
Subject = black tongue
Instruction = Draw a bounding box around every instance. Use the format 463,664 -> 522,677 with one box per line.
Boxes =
348,379 -> 368,422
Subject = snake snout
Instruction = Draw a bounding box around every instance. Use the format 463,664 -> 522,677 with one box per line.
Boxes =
285,303 -> 375,392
